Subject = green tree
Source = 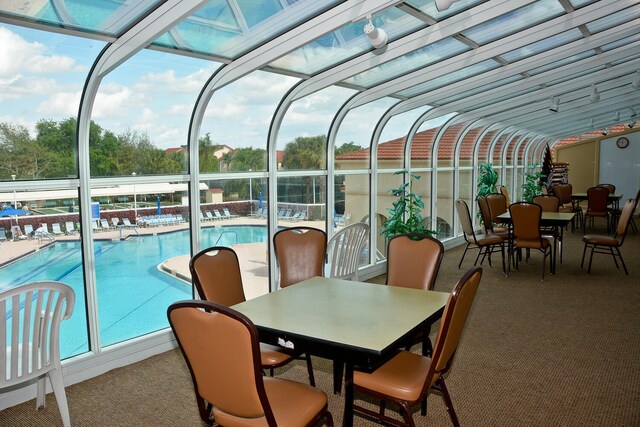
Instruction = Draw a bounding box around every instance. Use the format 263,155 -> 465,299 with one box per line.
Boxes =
0,123 -> 56,179
335,142 -> 363,156
198,133 -> 220,173
282,135 -> 326,204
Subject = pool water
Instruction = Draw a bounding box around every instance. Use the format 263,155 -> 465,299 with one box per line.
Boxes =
0,225 -> 268,359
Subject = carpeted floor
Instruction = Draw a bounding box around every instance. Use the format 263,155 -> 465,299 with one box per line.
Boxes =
2,226 -> 640,426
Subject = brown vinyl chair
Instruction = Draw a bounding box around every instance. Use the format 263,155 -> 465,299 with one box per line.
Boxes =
583,186 -> 610,232
352,267 -> 483,427
581,198 -> 636,275
552,183 -> 580,231
532,195 -> 560,213
477,196 -> 509,239
190,247 -> 315,385
167,300 -> 333,427
455,199 -> 505,275
499,185 -> 510,206
486,193 -> 508,225
597,183 -> 616,194
273,227 -> 326,288
386,233 -> 445,358
508,202 -> 552,280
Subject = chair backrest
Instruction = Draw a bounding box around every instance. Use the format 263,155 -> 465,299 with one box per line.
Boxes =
65,221 -> 74,231
428,267 -> 482,382
477,196 -> 494,232
24,224 -> 33,234
499,185 -> 510,206
167,301 -> 276,426
386,233 -> 444,291
509,202 -> 542,242
552,183 -> 573,205
615,199 -> 637,243
486,193 -> 507,224
190,247 -> 246,306
587,186 -> 609,212
597,183 -> 615,194
326,222 -> 369,280
532,195 -> 560,212
1,282 -> 75,388
455,199 -> 476,238
273,227 -> 327,288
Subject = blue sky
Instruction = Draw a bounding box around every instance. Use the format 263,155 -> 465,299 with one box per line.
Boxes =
0,22 -> 422,152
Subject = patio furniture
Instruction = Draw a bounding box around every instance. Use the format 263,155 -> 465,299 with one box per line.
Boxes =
1,281 -> 75,427
100,219 -> 113,230
223,208 -> 238,218
326,222 -> 369,281
0,227 -> 6,241
213,209 -> 225,219
122,218 -> 136,228
24,224 -> 34,236
204,210 -> 216,221
51,223 -> 64,235
167,300 -> 333,427
64,221 -> 77,234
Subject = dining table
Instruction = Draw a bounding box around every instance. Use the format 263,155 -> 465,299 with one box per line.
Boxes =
232,276 -> 449,427
497,211 -> 575,274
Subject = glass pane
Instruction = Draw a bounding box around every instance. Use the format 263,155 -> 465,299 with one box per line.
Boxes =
0,190 -> 88,359
600,33 -> 640,52
461,0 -> 565,46
459,126 -> 485,168
343,37 -> 470,88
492,134 -> 509,167
0,0 -> 161,36
412,170 -> 434,234
156,0 -> 340,59
91,184 -> 191,347
435,170 -> 454,240
376,172 -> 404,260
527,50 -> 596,76
276,175 -> 326,229
0,24 -> 105,181
501,29 -> 583,63
92,49 -> 216,177
458,168 -> 474,232
405,0 -> 486,20
398,59 -> 501,97
585,5 -> 640,34
477,130 -> 496,163
334,173 -> 370,267
411,115 -> 456,168
437,75 -> 523,105
437,123 -> 465,168
546,65 -> 606,86
199,178 -> 269,299
269,8 -> 426,75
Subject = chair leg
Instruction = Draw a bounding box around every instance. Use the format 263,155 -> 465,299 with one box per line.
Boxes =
587,246 -> 595,274
458,243 -> 470,269
36,376 -> 46,409
581,243 -> 588,269
305,353 -> 315,387
616,247 -> 629,275
609,247 -> 620,269
333,360 -> 343,394
500,243 -> 506,276
48,369 -> 71,427
436,378 -> 460,427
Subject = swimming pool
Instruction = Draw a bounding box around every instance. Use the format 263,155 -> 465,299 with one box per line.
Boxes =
0,225 -> 268,359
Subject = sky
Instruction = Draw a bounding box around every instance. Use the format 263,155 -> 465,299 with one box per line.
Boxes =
0,22 -> 423,152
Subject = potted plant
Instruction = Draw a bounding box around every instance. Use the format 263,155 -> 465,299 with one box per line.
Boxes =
475,163 -> 499,221
381,171 -> 435,239
522,163 -> 546,202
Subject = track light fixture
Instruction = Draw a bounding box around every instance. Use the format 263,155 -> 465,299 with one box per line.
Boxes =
590,84 -> 600,102
434,0 -> 460,11
613,111 -> 620,122
628,121 -> 637,129
364,15 -> 388,49
628,107 -> 637,128
549,96 -> 559,113
633,71 -> 640,89
601,127 -> 610,136
588,118 -> 594,128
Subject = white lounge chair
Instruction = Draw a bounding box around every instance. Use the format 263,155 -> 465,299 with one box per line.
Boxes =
122,218 -> 136,228
223,208 -> 238,218
213,209 -> 225,220
100,219 -> 113,230
65,221 -> 77,234
51,223 -> 64,235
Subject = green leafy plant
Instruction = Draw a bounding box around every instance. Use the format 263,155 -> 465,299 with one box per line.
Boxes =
522,163 -> 546,202
475,163 -> 499,222
381,171 -> 435,239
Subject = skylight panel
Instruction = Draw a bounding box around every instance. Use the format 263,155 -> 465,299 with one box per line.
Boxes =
268,7 -> 425,75
404,0 -> 486,20
568,0 -> 598,8
546,65 -> 606,86
468,86 -> 538,110
527,50 -> 596,76
342,37 -> 470,88
600,33 -> 640,52
460,0 -> 565,46
610,52 -> 640,66
500,29 -> 583,63
436,75 -> 523,105
397,59 -> 500,97
586,5 -> 640,34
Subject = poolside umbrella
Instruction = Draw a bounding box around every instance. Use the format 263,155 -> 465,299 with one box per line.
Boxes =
0,208 -> 27,217
258,192 -> 263,209
156,196 -> 161,214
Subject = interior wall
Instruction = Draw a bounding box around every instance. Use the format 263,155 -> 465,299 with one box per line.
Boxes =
599,132 -> 640,203
555,139 -> 600,193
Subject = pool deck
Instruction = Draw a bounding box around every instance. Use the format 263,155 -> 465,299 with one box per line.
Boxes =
1,216 -> 328,299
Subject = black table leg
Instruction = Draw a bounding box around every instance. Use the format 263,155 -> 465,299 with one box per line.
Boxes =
333,359 -> 343,394
343,362 -> 354,427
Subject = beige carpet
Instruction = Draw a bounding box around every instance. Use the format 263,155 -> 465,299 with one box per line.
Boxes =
1,227 -> 639,426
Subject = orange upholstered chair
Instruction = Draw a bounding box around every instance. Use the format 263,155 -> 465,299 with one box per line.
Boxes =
532,195 -> 560,212
584,186 -> 610,232
478,196 -> 509,239
486,193 -> 508,226
509,202 -> 552,280
455,199 -> 505,274
167,300 -> 333,427
352,267 -> 483,427
581,198 -> 636,275
190,246 -> 315,385
273,227 -> 326,288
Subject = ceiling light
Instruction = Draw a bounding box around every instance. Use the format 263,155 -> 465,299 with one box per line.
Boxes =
628,121 -> 637,129
590,84 -> 600,102
588,118 -> 594,128
613,111 -> 620,122
633,71 -> 640,89
601,127 -> 609,136
364,16 -> 388,49
630,107 -> 637,119
435,0 -> 460,11
549,96 -> 559,113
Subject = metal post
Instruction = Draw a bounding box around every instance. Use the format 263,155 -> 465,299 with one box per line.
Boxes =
249,169 -> 253,214
132,172 -> 137,219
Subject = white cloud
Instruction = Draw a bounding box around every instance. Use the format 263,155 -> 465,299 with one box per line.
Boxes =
36,92 -> 81,117
134,68 -> 212,94
92,83 -> 145,119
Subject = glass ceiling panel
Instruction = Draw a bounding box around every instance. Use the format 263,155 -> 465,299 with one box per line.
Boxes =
600,33 -> 640,52
268,7 -> 426,75
501,29 -> 583,63
527,50 -> 596,76
153,0 -> 339,60
342,37 -> 470,88
460,0 -> 565,46
546,65 -> 606,86
469,86 -> 538,110
569,0 -> 598,8
397,59 -> 501,97
436,75 -> 523,105
610,52 -> 640,66
585,5 -> 640,34
0,0 -> 162,36
405,0 -> 486,21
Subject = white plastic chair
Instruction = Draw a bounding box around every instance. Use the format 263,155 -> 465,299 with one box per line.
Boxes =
1,281 -> 75,427
326,222 -> 369,281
